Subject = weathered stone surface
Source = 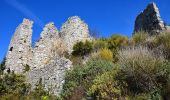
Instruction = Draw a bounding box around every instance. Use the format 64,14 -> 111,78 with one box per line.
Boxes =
31,22 -> 60,69
5,19 -> 33,73
5,16 -> 91,95
60,16 -> 91,53
134,2 -> 166,35
27,56 -> 72,95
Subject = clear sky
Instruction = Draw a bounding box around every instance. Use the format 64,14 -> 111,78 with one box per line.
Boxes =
0,0 -> 170,62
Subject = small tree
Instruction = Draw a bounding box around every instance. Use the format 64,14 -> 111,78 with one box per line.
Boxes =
72,40 -> 93,56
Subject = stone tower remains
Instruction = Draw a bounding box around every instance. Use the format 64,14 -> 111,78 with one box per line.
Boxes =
31,22 -> 60,69
60,16 -> 91,53
134,2 -> 166,35
6,19 -> 33,73
5,16 -> 91,95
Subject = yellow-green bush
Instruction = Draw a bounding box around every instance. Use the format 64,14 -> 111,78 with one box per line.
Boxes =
132,31 -> 149,45
61,59 -> 113,99
107,34 -> 128,50
99,48 -> 113,62
93,39 -> 108,51
88,67 -> 127,99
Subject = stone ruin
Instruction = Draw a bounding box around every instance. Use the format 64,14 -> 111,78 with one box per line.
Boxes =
134,2 -> 170,35
60,16 -> 91,53
6,19 -> 33,73
5,16 -> 91,95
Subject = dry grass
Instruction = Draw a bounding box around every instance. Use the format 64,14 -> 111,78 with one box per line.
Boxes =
117,46 -> 167,93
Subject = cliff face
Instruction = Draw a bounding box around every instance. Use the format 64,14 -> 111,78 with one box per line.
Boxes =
134,2 -> 167,35
5,16 -> 91,95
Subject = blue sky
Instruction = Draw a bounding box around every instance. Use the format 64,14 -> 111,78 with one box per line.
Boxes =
0,0 -> 170,62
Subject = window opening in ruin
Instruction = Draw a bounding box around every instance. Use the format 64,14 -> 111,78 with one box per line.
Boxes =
9,47 -> 13,51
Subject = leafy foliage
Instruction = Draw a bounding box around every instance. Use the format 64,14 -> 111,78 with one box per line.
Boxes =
0,72 -> 30,99
61,59 -> 113,99
107,34 -> 128,51
72,40 -> 93,56
0,58 -> 6,75
88,66 -> 126,99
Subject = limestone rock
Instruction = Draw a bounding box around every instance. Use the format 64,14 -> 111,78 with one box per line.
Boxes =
60,16 -> 91,53
5,19 -> 33,73
134,2 -> 166,35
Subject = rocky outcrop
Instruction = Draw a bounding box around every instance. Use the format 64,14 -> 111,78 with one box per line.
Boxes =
5,16 -> 91,95
60,16 -> 91,53
134,2 -> 167,35
5,19 -> 33,73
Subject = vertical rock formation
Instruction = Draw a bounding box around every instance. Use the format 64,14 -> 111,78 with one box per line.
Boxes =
134,2 -> 166,35
60,16 -> 91,53
5,19 -> 33,73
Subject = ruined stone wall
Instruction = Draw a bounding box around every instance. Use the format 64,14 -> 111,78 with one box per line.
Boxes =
27,56 -> 72,95
134,2 -> 166,35
60,16 -> 91,53
5,19 -> 33,73
31,22 -> 60,69
5,16 -> 91,95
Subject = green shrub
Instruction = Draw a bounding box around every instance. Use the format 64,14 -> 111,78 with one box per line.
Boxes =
61,59 -> 113,99
107,34 -> 128,51
107,34 -> 128,62
132,31 -> 149,45
72,40 -> 93,56
117,46 -> 170,95
93,39 -> 108,51
88,66 -> 127,99
0,58 -> 6,75
0,72 -> 30,99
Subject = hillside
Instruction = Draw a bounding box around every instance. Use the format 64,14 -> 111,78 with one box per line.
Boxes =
0,2 -> 170,100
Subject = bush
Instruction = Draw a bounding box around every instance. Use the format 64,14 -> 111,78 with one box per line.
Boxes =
132,31 -> 149,45
93,39 -> 108,51
99,48 -> 113,62
72,40 -> 93,56
107,34 -> 128,51
117,46 -> 170,95
107,34 -> 128,62
88,66 -> 127,99
0,72 -> 30,99
0,58 -> 6,75
154,32 -> 170,59
61,59 -> 113,99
